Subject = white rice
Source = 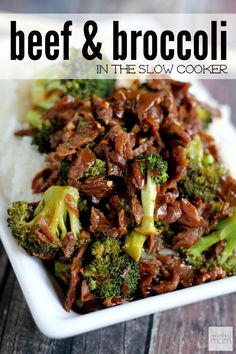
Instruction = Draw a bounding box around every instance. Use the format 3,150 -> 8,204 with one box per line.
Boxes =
0,80 -> 46,205
0,80 -> 235,206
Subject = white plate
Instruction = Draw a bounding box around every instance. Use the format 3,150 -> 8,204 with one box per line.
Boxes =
1,83 -> 236,338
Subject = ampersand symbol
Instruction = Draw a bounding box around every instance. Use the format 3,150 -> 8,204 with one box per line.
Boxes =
82,20 -> 102,60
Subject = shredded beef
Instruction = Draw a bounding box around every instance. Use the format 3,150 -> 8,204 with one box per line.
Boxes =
131,194 -> 143,225
90,207 -> 119,237
65,245 -> 87,311
118,209 -> 129,236
62,232 -> 76,259
209,202 -> 233,227
115,130 -> 135,160
219,175 -> 236,206
179,199 -> 206,227
80,176 -> 115,199
162,201 -> 182,224
132,160 -> 145,189
173,227 -> 205,249
80,280 -> 96,302
103,297 -> 132,307
106,150 -> 126,177
68,148 -> 96,186
32,167 -> 60,193
194,268 -> 226,285
153,270 -> 180,294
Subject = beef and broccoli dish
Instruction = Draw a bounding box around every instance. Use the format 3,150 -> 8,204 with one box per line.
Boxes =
7,77 -> 236,314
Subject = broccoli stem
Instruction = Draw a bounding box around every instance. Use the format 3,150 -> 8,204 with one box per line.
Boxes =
187,207 -> 236,272
221,233 -> 236,263
189,232 -> 222,257
124,154 -> 169,262
124,173 -> 158,262
123,230 -> 147,262
214,214 -> 236,263
135,173 -> 158,236
124,172 -> 161,262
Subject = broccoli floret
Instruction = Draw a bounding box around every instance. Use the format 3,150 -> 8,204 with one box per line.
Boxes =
77,198 -> 89,212
178,135 -> 225,201
196,105 -> 213,130
7,186 -> 81,259
185,207 -> 236,275
179,160 -> 223,201
63,79 -> 115,99
32,121 -> 59,153
60,160 -> 72,185
185,134 -> 203,162
62,48 -> 115,98
27,79 -> 61,153
83,238 -> 140,299
26,109 -> 44,130
55,261 -> 72,283
30,78 -> 115,110
26,92 -> 61,154
83,159 -> 107,178
29,48 -> 115,109
26,79 -> 62,153
154,221 -> 174,244
124,154 -> 168,261
31,78 -> 62,110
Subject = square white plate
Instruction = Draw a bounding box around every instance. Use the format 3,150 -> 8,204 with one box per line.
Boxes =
1,81 -> 236,338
